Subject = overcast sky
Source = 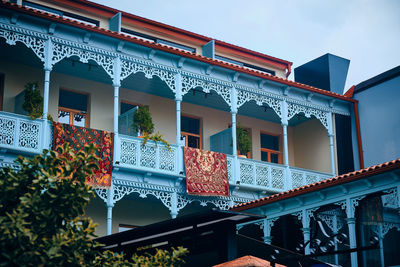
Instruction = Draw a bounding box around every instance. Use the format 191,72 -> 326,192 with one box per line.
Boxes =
93,0 -> 400,92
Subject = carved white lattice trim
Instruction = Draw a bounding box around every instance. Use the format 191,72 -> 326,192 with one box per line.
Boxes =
121,60 -> 176,92
237,90 -> 282,117
52,42 -> 114,78
0,28 -> 45,62
287,102 -> 329,130
181,76 -> 231,106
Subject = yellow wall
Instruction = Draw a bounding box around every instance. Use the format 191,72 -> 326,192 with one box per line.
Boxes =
30,0 -> 286,78
292,118 -> 331,173
29,0 -> 109,28
1,59 -> 329,172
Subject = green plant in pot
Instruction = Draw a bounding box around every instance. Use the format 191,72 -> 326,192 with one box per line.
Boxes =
133,106 -> 171,151
22,81 -> 43,120
236,125 -> 251,158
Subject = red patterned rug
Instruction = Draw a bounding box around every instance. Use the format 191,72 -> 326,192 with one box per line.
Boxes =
184,147 -> 229,197
53,122 -> 113,188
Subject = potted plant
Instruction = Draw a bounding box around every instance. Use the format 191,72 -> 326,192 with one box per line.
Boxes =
22,81 -> 43,120
133,106 -> 171,151
133,106 -> 154,137
236,125 -> 251,158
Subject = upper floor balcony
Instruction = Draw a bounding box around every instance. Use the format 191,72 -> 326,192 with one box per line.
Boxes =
0,4 -> 355,222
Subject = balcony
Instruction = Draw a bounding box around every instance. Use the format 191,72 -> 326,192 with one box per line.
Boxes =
0,112 -> 332,193
0,112 -> 50,154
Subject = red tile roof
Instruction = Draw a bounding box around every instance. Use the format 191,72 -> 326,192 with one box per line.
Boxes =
232,158 -> 400,212
0,1 -> 355,102
213,255 -> 286,267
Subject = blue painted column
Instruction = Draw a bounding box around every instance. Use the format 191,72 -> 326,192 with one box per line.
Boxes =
105,58 -> 122,235
106,183 -> 114,235
113,58 -> 121,164
175,73 -> 183,174
42,39 -> 53,149
345,198 -> 358,267
301,210 -> 311,255
262,219 -> 274,245
43,39 -> 53,120
327,112 -> 336,176
281,101 -> 292,189
170,192 -> 178,219
230,87 -> 238,183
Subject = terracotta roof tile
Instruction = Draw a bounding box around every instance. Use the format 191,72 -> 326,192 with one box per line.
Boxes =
232,158 -> 400,212
213,255 -> 286,267
1,1 -> 355,102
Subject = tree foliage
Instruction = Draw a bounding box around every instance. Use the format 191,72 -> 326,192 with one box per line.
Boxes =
22,81 -> 43,120
0,144 -> 187,266
236,125 -> 252,156
133,106 -> 154,135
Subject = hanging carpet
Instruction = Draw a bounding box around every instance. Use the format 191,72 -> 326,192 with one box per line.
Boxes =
184,147 -> 229,197
52,122 -> 113,188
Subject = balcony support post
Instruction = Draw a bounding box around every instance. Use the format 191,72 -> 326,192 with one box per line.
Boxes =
175,73 -> 183,174
281,101 -> 292,189
43,39 -> 53,120
327,112 -> 336,176
230,87 -> 238,184
106,184 -> 114,235
262,219 -> 273,245
113,58 -> 121,165
170,192 -> 178,219
300,209 -> 311,255
42,39 -> 53,150
345,198 -> 358,267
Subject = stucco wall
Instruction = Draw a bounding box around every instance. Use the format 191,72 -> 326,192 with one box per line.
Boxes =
1,59 -> 330,171
354,76 -> 400,167
292,118 -> 331,173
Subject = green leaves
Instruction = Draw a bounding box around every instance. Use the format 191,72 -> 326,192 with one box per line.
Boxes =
0,144 -> 187,266
22,81 -> 43,120
133,106 -> 154,135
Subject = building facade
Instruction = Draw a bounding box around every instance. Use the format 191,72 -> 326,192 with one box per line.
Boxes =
0,0 -> 357,240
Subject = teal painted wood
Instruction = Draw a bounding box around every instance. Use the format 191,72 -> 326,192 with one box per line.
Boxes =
109,12 -> 121,32
118,106 -> 138,136
210,127 -> 233,155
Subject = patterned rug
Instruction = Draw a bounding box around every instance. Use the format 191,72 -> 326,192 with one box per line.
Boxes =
53,122 -> 113,188
184,147 -> 229,197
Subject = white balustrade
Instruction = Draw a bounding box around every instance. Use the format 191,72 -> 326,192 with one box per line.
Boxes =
225,155 -> 332,191
290,166 -> 332,189
235,157 -> 286,191
0,112 -> 49,154
117,134 -> 179,176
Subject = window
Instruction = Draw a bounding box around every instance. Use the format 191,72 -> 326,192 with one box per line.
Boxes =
215,55 -> 276,75
58,89 -> 89,127
23,1 -> 99,26
260,132 -> 281,164
181,115 -> 201,149
120,101 -> 137,114
121,28 -> 196,53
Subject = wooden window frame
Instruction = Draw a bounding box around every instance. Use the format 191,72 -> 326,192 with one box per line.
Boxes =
58,88 -> 90,127
119,100 -> 142,115
181,114 -> 202,149
260,131 -> 282,164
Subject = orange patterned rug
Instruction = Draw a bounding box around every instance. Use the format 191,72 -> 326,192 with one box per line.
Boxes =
184,147 -> 229,197
53,122 -> 113,188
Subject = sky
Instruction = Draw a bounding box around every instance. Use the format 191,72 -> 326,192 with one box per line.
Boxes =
93,0 -> 400,92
